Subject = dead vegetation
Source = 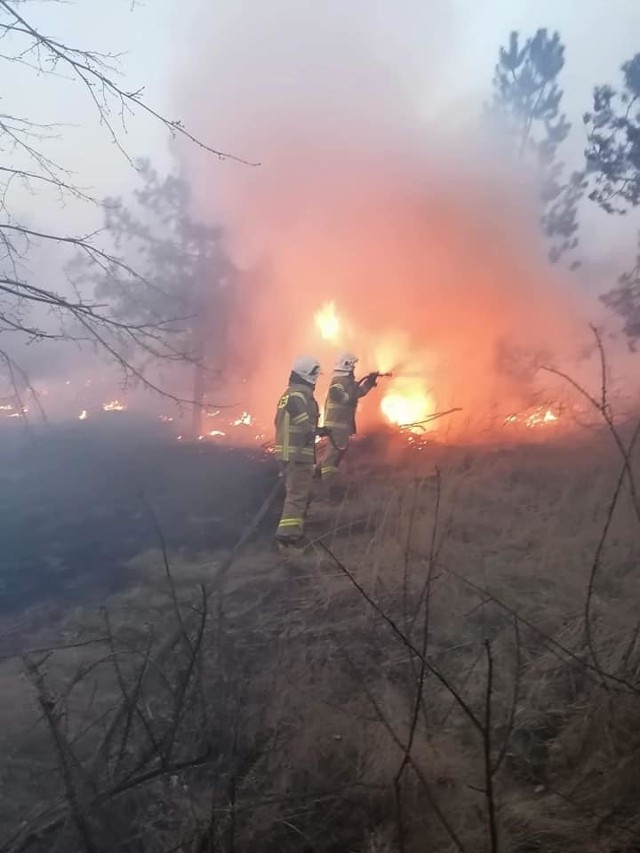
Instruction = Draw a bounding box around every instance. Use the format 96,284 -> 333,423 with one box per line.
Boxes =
2,368 -> 640,851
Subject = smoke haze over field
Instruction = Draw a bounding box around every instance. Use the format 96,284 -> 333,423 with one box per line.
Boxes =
179,0 -> 599,433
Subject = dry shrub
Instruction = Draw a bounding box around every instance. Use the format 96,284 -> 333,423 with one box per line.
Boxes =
2,422 -> 640,852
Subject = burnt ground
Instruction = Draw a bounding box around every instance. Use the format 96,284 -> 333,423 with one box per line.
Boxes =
0,415 -> 278,616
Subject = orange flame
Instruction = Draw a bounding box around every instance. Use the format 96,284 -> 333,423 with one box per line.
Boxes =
102,400 -> 126,412
504,405 -> 560,428
314,301 -> 341,342
380,383 -> 435,430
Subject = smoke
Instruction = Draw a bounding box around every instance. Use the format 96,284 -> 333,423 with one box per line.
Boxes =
179,0 -> 596,435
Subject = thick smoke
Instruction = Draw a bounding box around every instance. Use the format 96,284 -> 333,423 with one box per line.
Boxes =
179,0 -> 594,435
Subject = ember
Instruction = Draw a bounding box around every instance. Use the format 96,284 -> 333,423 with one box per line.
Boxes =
504,404 -> 561,429
102,400 -> 126,412
233,411 -> 253,426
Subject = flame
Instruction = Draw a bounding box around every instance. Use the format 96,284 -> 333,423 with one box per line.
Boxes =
504,405 -> 560,428
102,400 -> 126,412
314,301 -> 340,342
380,383 -> 435,430
532,408 -> 558,426
233,411 -> 253,426
4,404 -> 27,418
78,410 -> 88,421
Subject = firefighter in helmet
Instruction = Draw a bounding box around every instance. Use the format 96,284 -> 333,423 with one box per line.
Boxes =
318,352 -> 378,484
274,355 -> 327,549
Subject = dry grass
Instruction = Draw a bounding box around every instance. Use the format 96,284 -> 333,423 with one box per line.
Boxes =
1,423 -> 640,852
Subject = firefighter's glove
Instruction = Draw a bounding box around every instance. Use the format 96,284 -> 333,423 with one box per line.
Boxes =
317,426 -> 332,438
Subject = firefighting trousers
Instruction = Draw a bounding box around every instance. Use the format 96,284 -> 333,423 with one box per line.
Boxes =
319,435 -> 349,478
276,461 -> 315,541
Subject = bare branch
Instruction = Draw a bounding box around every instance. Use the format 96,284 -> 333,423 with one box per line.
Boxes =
316,539 -> 485,734
483,641 -> 499,853
0,0 -> 258,166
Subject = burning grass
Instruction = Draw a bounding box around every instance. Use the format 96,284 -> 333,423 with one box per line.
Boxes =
1,418 -> 640,851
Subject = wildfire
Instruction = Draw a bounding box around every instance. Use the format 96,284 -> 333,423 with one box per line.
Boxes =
380,385 -> 435,430
3,404 -> 28,419
503,405 -> 560,428
233,411 -> 253,426
102,400 -> 126,412
314,301 -> 341,342
198,430 -> 226,440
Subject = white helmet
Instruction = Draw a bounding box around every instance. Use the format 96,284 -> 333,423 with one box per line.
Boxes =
292,355 -> 321,386
334,351 -> 358,374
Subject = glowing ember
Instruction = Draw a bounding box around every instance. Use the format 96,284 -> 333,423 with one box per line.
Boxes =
528,408 -> 558,427
380,386 -> 434,429
504,405 -> 560,428
314,301 -> 340,342
102,400 -> 126,412
208,430 -> 226,437
0,403 -> 13,412
159,414 -> 174,423
78,410 -> 88,421
233,411 -> 253,426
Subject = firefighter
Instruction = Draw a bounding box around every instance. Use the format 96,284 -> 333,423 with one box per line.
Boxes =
274,355 -> 327,549
318,352 -> 378,484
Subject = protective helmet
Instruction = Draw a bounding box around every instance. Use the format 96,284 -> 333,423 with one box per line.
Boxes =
292,355 -> 321,386
334,351 -> 358,373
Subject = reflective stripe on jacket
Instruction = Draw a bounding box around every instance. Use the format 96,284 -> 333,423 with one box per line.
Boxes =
323,373 -> 363,436
274,381 -> 319,462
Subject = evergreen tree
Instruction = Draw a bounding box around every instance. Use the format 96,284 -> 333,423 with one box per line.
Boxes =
585,54 -> 640,342
490,29 -> 584,266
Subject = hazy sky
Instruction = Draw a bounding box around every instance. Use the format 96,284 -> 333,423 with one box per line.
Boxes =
3,0 -> 640,399
5,0 -> 640,258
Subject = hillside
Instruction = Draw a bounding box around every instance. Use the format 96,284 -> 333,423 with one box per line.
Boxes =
1,424 -> 640,852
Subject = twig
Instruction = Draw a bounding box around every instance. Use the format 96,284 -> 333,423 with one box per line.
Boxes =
394,472 -> 441,851
142,495 -> 194,655
340,649 -> 467,852
400,408 -> 463,429
440,565 -> 640,694
0,0 -> 257,166
22,657 -> 100,853
483,641 -> 499,853
491,615 -> 521,776
584,420 -> 640,690
316,539 -> 484,734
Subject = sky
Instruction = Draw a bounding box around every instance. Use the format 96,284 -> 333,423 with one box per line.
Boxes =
2,0 -> 640,415
5,0 -> 639,247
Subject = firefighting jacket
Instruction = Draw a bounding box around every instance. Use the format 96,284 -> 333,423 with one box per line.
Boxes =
274,378 -> 319,463
323,372 -> 374,437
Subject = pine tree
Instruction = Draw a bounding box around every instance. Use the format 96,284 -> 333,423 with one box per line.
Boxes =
585,54 -> 640,342
490,29 -> 584,266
